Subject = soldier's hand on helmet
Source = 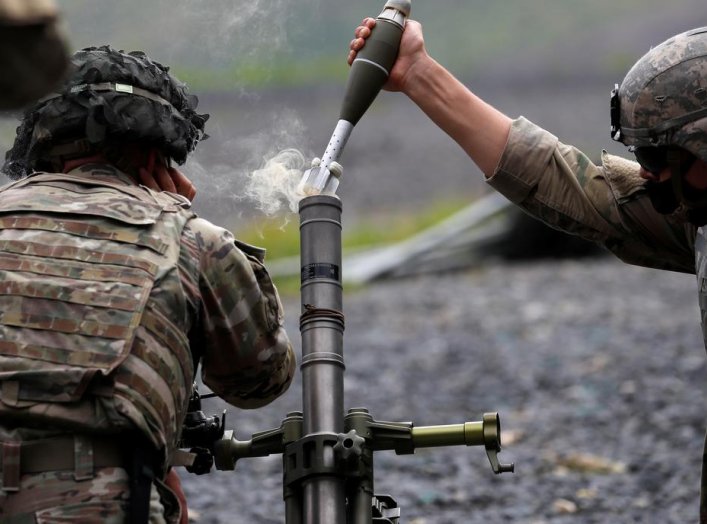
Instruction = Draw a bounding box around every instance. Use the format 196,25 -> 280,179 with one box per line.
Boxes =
138,151 -> 197,201
347,17 -> 428,93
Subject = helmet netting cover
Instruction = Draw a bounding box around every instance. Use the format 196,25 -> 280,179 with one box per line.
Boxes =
3,45 -> 209,179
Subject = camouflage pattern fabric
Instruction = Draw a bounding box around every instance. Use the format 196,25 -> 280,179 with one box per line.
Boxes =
0,466 -> 180,523
0,467 -> 131,523
0,164 -> 295,520
0,0 -> 68,110
0,165 -> 197,465
489,117 -> 697,273
615,27 -> 707,162
489,116 -> 707,518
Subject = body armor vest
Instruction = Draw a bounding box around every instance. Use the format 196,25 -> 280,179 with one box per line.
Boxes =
0,170 -> 196,466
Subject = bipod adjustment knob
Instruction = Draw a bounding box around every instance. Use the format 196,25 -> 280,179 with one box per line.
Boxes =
334,429 -> 365,465
482,413 -> 515,474
181,406 -> 226,475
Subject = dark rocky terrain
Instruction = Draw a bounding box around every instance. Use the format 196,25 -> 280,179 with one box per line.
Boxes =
180,256 -> 706,523
152,38 -> 707,524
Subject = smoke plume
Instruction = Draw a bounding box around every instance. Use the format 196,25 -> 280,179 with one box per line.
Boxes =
243,148 -> 306,216
163,1 -> 320,220
184,107 -> 312,224
160,0 -> 317,66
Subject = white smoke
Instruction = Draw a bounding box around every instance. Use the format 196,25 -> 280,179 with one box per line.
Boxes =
243,148 -> 306,216
156,0 -> 324,221
236,109 -> 311,217
159,0 -> 317,65
185,108 -> 312,222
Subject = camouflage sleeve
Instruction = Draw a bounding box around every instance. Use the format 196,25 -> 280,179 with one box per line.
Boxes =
187,217 -> 296,409
487,117 -> 696,274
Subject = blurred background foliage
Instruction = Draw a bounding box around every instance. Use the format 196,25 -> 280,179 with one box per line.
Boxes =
56,0 -> 700,89
1,1 -> 705,276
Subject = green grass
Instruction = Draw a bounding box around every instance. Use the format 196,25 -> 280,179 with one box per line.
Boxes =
235,198 -> 470,294
237,217 -> 301,261
167,0 -> 659,91
57,0 -> 682,92
341,199 -> 472,252
173,55 -> 347,92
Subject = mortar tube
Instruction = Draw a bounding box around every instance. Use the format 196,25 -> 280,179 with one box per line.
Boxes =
298,195 -> 346,524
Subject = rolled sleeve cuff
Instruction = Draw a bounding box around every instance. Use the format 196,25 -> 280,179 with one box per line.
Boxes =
487,117 -> 559,204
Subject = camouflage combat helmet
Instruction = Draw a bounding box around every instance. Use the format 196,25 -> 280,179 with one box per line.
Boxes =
3,45 -> 208,179
611,27 -> 707,163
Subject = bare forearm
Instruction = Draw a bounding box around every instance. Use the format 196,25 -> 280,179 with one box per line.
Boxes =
403,57 -> 512,178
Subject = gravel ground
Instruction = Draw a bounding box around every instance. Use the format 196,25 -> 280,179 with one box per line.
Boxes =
179,254 -> 707,523
174,74 -> 707,524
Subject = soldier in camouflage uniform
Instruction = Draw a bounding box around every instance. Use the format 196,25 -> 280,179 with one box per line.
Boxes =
0,45 -> 296,523
351,19 -> 707,521
0,0 -> 68,109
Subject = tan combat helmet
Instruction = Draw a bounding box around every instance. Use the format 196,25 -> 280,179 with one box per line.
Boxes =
611,27 -> 707,163
0,0 -> 69,109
